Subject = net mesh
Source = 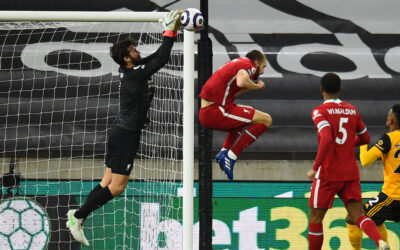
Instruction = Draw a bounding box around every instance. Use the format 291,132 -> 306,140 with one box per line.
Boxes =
0,19 -> 184,249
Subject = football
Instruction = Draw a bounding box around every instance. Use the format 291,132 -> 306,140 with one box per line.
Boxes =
0,198 -> 50,250
180,8 -> 204,31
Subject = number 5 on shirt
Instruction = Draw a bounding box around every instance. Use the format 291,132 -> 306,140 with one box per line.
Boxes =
335,117 -> 349,144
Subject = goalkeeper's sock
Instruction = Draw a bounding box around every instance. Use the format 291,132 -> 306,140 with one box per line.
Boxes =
356,215 -> 382,247
377,223 -> 388,242
222,130 -> 243,150
74,186 -> 114,219
80,184 -> 103,222
86,184 -> 102,203
347,223 -> 362,250
231,123 -> 268,156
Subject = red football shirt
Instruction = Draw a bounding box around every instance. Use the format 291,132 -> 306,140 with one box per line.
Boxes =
199,57 -> 257,106
311,99 -> 367,181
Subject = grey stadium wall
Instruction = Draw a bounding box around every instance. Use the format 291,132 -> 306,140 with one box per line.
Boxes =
0,0 -> 399,160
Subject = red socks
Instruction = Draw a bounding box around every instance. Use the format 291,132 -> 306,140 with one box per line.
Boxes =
231,123 -> 268,156
357,215 -> 382,247
222,130 -> 243,150
307,216 -> 382,249
308,223 -> 323,250
308,216 -> 382,249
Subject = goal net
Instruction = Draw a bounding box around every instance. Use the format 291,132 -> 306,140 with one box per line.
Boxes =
0,12 -> 188,250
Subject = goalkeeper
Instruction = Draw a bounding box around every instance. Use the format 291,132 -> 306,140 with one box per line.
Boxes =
66,10 -> 183,246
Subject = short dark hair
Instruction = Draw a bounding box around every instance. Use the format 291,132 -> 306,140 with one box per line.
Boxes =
392,104 -> 400,123
245,50 -> 266,63
321,73 -> 341,94
110,37 -> 138,67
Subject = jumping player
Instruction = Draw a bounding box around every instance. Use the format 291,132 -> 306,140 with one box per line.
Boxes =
307,73 -> 389,250
346,104 -> 400,250
198,50 -> 272,180
65,10 -> 182,246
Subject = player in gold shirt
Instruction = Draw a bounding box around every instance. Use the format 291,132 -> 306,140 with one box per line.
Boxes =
346,104 -> 400,250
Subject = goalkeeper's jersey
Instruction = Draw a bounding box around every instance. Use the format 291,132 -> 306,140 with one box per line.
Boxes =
374,130 -> 400,200
115,36 -> 175,132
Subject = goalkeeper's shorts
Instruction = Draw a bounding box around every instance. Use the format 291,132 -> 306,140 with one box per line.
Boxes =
105,125 -> 140,176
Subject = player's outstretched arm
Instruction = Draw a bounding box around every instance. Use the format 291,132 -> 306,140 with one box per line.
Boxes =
360,133 -> 390,166
359,144 -> 381,167
141,10 -> 183,65
139,10 -> 183,78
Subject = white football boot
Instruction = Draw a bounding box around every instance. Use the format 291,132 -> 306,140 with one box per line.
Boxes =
66,209 -> 89,246
378,240 -> 390,250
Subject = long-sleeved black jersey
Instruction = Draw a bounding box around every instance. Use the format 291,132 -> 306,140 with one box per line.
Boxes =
115,36 -> 175,131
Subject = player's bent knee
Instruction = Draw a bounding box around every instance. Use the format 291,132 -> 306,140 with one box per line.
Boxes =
100,167 -> 112,187
100,176 -> 112,187
262,113 -> 273,127
252,111 -> 272,127
100,180 -> 111,188
266,114 -> 273,127
109,183 -> 128,196
110,188 -> 124,196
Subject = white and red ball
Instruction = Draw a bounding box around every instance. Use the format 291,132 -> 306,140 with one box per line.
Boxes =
180,8 -> 204,31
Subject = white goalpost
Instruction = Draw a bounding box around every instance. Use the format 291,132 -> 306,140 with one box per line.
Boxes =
0,11 -> 194,250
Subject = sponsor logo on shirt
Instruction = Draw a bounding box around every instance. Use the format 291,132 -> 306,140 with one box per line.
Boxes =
312,110 -> 321,120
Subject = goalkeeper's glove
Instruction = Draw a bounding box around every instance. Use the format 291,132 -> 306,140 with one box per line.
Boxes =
163,10 -> 182,37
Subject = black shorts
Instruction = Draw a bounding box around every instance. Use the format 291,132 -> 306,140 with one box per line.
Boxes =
105,126 -> 140,176
363,192 -> 400,226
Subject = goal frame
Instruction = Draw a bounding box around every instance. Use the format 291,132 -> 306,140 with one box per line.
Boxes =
0,11 -> 195,250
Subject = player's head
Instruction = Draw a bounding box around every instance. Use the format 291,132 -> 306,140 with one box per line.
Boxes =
321,73 -> 341,95
245,50 -> 267,80
387,104 -> 400,129
110,37 -> 142,67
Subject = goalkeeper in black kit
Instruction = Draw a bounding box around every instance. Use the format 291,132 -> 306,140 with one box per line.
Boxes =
66,10 -> 183,246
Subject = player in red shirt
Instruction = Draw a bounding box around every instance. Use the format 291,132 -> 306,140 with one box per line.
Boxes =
307,73 -> 389,250
198,50 -> 272,180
